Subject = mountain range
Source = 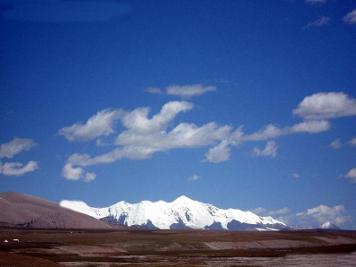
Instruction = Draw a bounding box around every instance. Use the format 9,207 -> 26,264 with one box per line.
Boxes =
60,195 -> 287,231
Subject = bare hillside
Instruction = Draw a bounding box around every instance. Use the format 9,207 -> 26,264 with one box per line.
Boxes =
0,192 -> 111,229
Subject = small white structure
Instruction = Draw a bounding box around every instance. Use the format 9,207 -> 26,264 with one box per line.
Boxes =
13,238 -> 20,242
3,239 -> 8,243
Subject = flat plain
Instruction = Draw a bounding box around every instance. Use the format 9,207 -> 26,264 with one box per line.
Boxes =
1,229 -> 356,266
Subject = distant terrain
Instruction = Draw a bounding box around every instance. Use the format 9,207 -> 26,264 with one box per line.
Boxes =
1,229 -> 356,266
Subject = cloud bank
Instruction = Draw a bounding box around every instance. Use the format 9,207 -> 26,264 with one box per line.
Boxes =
59,91 -> 355,181
255,204 -> 351,229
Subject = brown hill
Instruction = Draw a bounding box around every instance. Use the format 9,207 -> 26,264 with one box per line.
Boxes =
0,192 -> 111,229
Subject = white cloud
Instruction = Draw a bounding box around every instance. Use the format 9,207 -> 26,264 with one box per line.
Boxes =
255,204 -> 351,229
329,138 -> 342,149
144,84 -> 216,98
66,148 -> 151,168
205,141 -> 231,163
305,16 -> 330,29
62,163 -> 96,182
144,87 -> 162,94
253,141 -> 278,158
348,137 -> 356,147
296,205 -> 351,228
188,174 -> 200,181
241,120 -> 329,142
62,163 -> 83,180
0,161 -> 38,176
345,168 -> 356,183
343,10 -> 356,25
119,101 -> 193,134
84,172 -> 96,182
0,138 -> 36,159
166,84 -> 216,98
293,92 -> 356,120
243,124 -> 283,141
58,109 -> 123,142
114,101 -> 231,158
203,120 -> 327,162
289,120 -> 330,133
292,172 -> 300,178
305,0 -> 327,4
0,138 -> 38,177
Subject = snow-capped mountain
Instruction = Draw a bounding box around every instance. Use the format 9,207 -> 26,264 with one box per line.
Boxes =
60,195 -> 287,231
321,221 -> 340,230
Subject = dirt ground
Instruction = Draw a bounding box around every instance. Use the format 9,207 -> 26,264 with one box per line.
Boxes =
1,229 -> 356,266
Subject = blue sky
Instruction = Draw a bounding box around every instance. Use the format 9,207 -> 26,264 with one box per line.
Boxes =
0,0 -> 355,229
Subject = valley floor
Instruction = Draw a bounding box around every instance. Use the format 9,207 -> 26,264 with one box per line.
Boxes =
0,229 -> 356,266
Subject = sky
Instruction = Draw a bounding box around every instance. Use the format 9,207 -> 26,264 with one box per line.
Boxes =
0,0 -> 355,229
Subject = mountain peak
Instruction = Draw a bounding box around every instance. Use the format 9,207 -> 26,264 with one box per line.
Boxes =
321,221 -> 339,230
174,195 -> 194,203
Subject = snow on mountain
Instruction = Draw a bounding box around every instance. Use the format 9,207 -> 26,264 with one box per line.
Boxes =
59,200 -> 105,219
321,221 -> 340,230
60,195 -> 286,231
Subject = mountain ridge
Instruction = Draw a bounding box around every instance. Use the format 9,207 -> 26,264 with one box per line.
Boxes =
60,195 -> 287,231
